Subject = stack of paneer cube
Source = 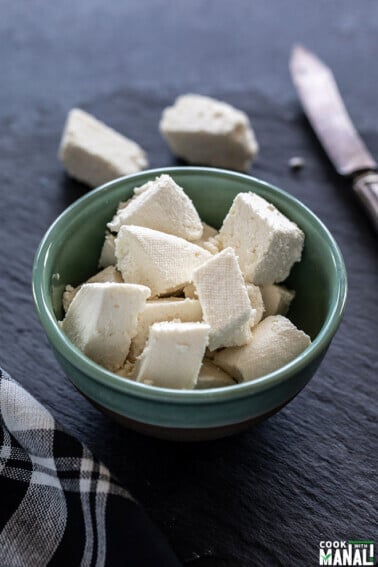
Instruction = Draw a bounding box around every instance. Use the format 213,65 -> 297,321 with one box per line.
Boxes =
61,174 -> 310,390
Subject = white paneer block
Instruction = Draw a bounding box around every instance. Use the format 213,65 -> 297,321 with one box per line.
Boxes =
132,321 -> 210,389
193,222 -> 220,255
246,283 -> 265,327
193,247 -> 253,351
160,94 -> 258,172
99,232 -> 116,268
196,360 -> 235,390
62,266 -> 124,312
218,192 -> 304,285
129,298 -> 202,360
108,175 -> 203,240
213,315 -> 311,382
261,285 -> 295,318
62,283 -> 150,371
115,225 -> 211,296
58,109 -> 148,187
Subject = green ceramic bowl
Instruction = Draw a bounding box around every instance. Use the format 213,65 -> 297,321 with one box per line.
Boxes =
32,167 -> 347,441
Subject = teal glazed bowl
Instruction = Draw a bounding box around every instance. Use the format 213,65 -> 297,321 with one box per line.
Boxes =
33,167 -> 347,441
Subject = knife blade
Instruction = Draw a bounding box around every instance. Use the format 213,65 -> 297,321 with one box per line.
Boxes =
290,45 -> 378,231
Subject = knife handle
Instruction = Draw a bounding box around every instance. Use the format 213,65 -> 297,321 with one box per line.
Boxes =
352,171 -> 378,232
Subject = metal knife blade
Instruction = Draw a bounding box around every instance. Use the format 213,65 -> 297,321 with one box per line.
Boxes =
290,45 -> 377,176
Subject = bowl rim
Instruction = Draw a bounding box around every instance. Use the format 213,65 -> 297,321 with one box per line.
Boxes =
32,166 -> 347,404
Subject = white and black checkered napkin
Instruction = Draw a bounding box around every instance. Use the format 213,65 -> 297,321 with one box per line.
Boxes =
0,368 -> 182,567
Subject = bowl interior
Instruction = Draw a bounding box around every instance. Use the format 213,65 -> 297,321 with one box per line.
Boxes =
45,168 -> 341,343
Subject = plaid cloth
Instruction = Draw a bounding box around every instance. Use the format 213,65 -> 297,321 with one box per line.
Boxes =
0,368 -> 182,567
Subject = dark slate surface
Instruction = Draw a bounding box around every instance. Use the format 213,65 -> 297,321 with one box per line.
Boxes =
0,2 -> 377,565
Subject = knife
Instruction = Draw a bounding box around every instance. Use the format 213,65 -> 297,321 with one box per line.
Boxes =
290,45 -> 378,231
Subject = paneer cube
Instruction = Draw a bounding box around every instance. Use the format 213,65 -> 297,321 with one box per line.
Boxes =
218,192 -> 304,285
62,266 -> 123,312
115,225 -> 211,296
129,298 -> 202,360
213,315 -> 311,382
193,247 -> 253,351
62,282 -> 150,371
160,94 -> 258,171
132,321 -> 210,389
196,360 -> 235,389
58,108 -> 147,187
260,285 -> 295,318
99,232 -> 116,268
108,174 -> 203,241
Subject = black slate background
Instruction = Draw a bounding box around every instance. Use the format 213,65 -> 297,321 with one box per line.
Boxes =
0,2 -> 377,566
